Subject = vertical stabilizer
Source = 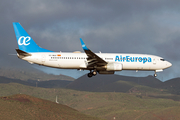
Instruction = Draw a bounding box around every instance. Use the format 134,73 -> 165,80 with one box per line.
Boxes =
13,22 -> 53,53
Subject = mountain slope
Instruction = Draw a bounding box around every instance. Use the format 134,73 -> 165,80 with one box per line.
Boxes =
159,78 -> 180,95
0,67 -> 74,81
0,82 -> 180,120
0,94 -> 102,120
0,76 -> 72,88
66,74 -> 162,92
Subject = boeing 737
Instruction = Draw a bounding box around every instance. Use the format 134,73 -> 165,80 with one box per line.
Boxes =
13,22 -> 172,78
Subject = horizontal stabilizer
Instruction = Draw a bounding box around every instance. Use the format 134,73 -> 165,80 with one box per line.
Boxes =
16,49 -> 32,56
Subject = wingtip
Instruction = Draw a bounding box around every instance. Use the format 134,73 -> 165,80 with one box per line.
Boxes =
12,22 -> 20,25
80,38 -> 84,44
80,38 -> 89,50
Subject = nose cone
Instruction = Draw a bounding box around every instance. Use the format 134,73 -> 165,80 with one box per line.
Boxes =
166,61 -> 172,68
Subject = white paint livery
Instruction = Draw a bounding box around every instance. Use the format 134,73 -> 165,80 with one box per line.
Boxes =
13,22 -> 172,78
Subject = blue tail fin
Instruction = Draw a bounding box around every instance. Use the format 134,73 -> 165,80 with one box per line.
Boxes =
13,22 -> 53,53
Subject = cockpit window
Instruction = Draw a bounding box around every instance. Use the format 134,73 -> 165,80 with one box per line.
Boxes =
160,59 -> 165,61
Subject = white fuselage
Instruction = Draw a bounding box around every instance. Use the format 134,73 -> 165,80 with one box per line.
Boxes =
19,52 -> 172,72
13,22 -> 172,77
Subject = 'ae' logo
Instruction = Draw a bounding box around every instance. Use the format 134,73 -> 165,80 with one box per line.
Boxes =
18,36 -> 31,46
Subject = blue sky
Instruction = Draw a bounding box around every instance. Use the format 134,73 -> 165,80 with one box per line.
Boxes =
1,0 -> 180,81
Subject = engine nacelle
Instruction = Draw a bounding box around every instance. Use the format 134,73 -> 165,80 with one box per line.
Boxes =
106,62 -> 122,71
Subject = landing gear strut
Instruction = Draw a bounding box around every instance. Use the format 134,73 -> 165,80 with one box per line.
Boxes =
154,71 -> 157,77
87,70 -> 97,78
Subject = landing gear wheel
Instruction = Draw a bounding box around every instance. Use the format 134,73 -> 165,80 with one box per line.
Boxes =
154,73 -> 157,77
154,71 -> 157,77
87,73 -> 93,78
92,71 -> 97,76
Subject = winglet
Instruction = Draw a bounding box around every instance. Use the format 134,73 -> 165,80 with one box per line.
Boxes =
80,38 -> 89,50
79,38 -> 107,65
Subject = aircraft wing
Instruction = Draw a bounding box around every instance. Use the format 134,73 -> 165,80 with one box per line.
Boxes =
80,38 -> 107,68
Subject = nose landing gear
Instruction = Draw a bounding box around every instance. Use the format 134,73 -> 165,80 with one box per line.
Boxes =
154,71 -> 157,77
154,73 -> 157,77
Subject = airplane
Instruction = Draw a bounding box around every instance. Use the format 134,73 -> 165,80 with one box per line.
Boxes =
13,22 -> 172,78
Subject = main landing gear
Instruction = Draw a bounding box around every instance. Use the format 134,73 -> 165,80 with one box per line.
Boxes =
87,70 -> 97,78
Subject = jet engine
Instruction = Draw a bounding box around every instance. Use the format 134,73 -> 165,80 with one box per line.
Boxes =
106,62 -> 123,71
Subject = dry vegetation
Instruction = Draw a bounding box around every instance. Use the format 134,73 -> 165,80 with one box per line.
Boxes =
0,83 -> 180,119
0,94 -> 102,120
